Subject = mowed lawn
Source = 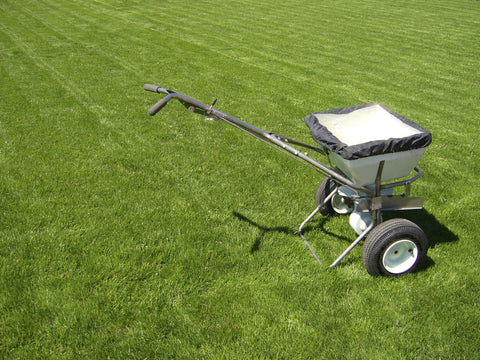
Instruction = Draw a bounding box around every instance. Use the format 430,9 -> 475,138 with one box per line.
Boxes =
1,0 -> 479,358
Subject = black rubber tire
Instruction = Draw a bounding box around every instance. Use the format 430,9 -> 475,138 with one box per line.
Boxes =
315,177 -> 337,216
362,219 -> 428,277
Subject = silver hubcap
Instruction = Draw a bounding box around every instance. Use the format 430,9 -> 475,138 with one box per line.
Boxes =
382,239 -> 418,274
331,195 -> 353,214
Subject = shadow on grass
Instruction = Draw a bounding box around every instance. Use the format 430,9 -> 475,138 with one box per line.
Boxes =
383,209 -> 458,273
232,211 -> 292,253
383,209 -> 458,249
301,208 -> 457,250
234,208 -> 457,272
300,217 -> 352,242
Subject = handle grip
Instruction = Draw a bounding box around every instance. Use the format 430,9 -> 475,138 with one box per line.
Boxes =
143,84 -> 160,93
148,93 -> 175,116
144,84 -> 170,94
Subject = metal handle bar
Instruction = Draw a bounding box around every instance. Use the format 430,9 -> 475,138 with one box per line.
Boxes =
143,84 -> 377,196
143,84 -> 176,115
148,93 -> 174,116
143,84 -> 170,94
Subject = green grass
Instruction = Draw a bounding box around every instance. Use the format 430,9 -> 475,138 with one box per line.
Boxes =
1,0 -> 479,358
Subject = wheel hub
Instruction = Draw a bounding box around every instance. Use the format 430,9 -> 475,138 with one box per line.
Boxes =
382,239 -> 418,274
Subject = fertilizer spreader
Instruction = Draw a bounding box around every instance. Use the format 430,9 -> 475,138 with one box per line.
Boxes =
144,84 -> 432,276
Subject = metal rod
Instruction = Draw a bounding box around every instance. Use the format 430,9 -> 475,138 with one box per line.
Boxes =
329,221 -> 375,268
375,160 -> 385,196
298,229 -> 323,265
380,167 -> 423,190
295,188 -> 337,265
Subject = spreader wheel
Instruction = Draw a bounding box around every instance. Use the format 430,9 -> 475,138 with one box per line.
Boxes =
362,219 -> 428,277
315,177 -> 354,216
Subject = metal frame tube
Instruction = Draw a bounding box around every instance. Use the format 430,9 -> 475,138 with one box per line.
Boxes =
329,222 -> 375,267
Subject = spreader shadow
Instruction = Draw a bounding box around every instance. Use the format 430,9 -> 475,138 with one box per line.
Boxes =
302,208 -> 457,249
233,208 -> 456,273
383,208 -> 458,249
380,209 -> 457,272
301,217 -> 352,242
232,211 -> 292,253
